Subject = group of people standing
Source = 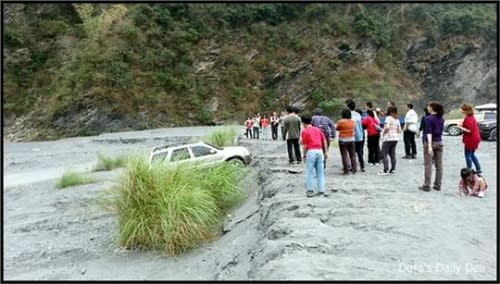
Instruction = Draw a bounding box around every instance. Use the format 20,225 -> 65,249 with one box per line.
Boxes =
245,112 -> 281,140
253,99 -> 487,199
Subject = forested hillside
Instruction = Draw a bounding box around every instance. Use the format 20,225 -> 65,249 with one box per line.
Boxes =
3,3 -> 497,141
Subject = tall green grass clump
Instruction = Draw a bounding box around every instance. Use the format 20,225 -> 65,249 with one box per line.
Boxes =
203,127 -> 237,147
56,171 -> 95,189
93,153 -> 128,171
200,163 -> 246,211
108,155 -> 246,255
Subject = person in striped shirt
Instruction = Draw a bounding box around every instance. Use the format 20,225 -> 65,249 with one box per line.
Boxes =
378,106 -> 401,176
312,108 -> 335,169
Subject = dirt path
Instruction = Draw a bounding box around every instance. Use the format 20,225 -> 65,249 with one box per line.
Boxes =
3,128 -> 497,280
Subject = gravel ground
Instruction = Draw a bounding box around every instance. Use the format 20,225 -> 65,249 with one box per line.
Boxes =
3,127 -> 497,280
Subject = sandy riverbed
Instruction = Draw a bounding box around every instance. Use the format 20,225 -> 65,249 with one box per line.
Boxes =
3,127 -> 497,280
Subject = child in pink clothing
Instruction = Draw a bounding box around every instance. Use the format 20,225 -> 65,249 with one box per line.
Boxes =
458,168 -> 487,198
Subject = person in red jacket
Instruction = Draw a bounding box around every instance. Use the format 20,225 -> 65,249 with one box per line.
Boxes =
362,110 -> 382,165
261,115 -> 270,140
457,103 -> 482,174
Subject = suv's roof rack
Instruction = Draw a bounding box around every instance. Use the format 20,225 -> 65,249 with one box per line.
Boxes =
152,145 -> 170,152
152,142 -> 199,152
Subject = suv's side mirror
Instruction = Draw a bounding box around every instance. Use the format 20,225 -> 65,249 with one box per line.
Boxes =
209,149 -> 216,154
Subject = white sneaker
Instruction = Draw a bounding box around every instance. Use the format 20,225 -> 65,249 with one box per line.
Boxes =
377,170 -> 389,176
477,192 -> 485,198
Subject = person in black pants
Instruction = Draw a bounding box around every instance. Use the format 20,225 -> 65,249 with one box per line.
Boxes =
362,110 -> 381,165
284,106 -> 302,164
354,109 -> 366,171
270,111 -> 279,140
402,104 -> 419,159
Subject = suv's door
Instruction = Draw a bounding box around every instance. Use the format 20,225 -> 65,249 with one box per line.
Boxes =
169,147 -> 192,165
150,151 -> 169,164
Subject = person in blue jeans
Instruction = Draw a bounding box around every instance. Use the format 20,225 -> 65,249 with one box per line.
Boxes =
301,114 -> 329,197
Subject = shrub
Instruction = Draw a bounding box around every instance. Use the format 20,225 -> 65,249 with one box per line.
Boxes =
332,18 -> 350,36
94,153 -> 127,171
319,98 -> 346,119
105,155 -> 246,255
31,50 -> 49,69
200,163 -> 246,212
56,171 -> 95,188
203,127 -> 238,147
353,11 -> 393,48
3,27 -> 24,47
39,19 -> 69,38
195,109 -> 213,125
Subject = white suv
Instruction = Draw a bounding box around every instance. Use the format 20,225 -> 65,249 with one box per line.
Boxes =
149,141 -> 252,167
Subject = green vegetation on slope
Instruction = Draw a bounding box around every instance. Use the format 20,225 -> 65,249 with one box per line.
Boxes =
3,3 -> 496,139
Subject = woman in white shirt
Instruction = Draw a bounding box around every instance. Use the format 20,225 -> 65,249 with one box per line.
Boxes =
403,103 -> 419,159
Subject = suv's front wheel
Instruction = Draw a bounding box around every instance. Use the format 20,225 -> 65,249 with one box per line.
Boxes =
227,157 -> 245,167
447,125 -> 462,136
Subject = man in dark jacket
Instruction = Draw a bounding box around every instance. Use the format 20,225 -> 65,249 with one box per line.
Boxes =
284,105 -> 302,164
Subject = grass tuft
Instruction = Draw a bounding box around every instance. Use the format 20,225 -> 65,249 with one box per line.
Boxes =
94,153 -> 128,171
203,127 -> 237,147
104,154 -> 246,255
56,171 -> 95,189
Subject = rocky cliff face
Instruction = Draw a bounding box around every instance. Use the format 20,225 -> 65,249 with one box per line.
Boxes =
406,36 -> 497,111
